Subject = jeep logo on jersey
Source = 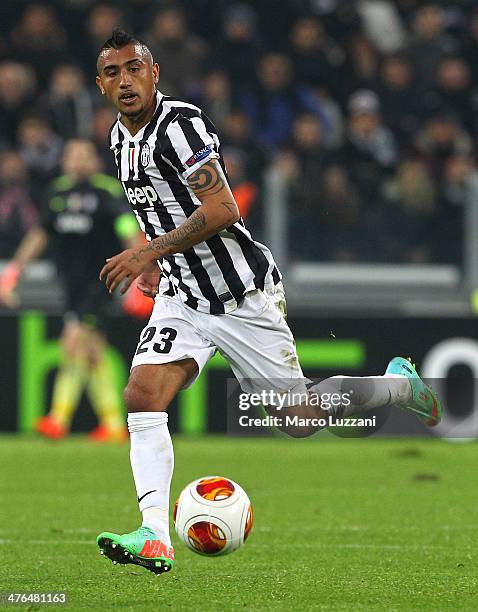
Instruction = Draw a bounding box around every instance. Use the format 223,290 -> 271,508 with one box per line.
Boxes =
124,184 -> 158,208
141,143 -> 151,167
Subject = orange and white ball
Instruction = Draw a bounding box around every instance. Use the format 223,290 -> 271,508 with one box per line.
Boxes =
173,476 -> 253,556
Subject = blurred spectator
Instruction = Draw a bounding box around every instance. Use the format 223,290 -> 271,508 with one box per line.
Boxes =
428,57 -> 477,133
17,117 -> 63,190
209,3 -> 261,88
143,6 -> 206,97
244,0 -> 297,46
80,4 -> 124,75
288,160 -> 364,262
123,0 -> 157,35
0,61 -> 37,147
195,71 -> 232,133
287,113 -> 333,176
375,55 -> 421,150
240,52 -> 328,149
347,35 -> 379,92
382,159 -> 437,263
340,90 -> 397,202
9,4 -> 68,82
408,4 -> 459,86
0,150 -> 38,258
318,165 -> 364,262
280,113 -> 332,233
435,154 -> 478,264
284,114 -> 362,261
358,0 -> 406,54
40,64 -> 95,140
415,113 -> 472,179
307,0 -> 362,45
223,109 -> 267,184
289,16 -> 346,98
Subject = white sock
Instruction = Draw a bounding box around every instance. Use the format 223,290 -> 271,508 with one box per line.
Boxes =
311,375 -> 411,418
127,411 -> 173,546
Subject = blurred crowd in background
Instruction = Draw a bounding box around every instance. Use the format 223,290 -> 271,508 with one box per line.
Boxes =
1,0 -> 478,265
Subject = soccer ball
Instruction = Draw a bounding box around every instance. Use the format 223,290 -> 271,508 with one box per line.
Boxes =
173,476 -> 253,556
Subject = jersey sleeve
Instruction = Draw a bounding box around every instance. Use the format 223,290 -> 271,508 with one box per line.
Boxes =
161,113 -> 220,179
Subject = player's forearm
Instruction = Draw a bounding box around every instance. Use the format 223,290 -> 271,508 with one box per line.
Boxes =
141,159 -> 240,261
141,201 -> 239,261
12,227 -> 49,271
99,159 -> 241,295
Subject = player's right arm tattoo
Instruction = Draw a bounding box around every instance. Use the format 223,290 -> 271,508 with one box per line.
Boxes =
187,160 -> 227,197
141,209 -> 207,258
136,160 -> 239,260
187,160 -> 240,225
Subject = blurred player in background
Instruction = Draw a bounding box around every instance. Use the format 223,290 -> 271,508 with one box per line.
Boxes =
94,30 -> 441,575
0,139 -> 139,442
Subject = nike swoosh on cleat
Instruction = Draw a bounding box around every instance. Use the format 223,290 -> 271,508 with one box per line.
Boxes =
139,540 -> 175,560
138,490 -> 157,503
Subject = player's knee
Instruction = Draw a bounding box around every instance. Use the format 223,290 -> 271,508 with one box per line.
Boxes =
340,377 -> 375,407
124,378 -> 167,413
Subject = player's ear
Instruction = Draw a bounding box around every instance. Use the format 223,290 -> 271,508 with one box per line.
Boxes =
152,63 -> 160,84
96,75 -> 106,95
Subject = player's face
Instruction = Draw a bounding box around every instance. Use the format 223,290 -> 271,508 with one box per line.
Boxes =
96,44 -> 159,118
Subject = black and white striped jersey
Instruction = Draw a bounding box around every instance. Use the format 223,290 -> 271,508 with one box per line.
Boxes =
109,90 -> 280,314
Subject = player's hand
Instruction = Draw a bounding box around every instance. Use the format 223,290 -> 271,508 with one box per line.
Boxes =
0,262 -> 21,307
136,261 -> 161,298
100,247 -> 155,295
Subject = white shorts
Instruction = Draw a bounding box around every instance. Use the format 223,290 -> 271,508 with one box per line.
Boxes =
131,283 -> 306,398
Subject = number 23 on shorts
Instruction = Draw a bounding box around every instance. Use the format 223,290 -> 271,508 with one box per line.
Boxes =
135,326 -> 178,355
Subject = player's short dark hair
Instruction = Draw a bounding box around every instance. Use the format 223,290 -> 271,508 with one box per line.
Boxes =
101,28 -> 136,51
98,28 -> 153,65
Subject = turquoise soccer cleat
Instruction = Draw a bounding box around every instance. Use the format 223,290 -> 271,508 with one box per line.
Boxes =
385,357 -> 442,426
97,526 -> 174,575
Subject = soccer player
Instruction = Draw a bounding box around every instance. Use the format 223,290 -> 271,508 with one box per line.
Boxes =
95,30 -> 441,574
0,139 -> 139,441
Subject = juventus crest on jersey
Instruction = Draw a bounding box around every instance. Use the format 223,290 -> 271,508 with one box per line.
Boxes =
109,90 -> 280,314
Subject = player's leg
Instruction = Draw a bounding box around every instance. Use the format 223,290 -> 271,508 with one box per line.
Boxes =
262,287 -> 440,435
307,357 -> 441,427
36,318 -> 88,438
191,286 -> 326,437
84,325 -> 127,442
262,284 -> 441,433
198,284 -> 441,438
126,360 -> 197,541
98,360 -> 196,574
97,295 -> 216,574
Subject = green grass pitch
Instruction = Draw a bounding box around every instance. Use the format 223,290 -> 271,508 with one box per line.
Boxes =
2,434 -> 477,611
